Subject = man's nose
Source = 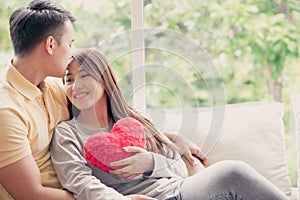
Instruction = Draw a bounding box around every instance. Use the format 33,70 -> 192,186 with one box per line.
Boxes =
73,78 -> 83,90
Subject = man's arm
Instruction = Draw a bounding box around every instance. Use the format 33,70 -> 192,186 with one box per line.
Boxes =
164,131 -> 208,166
0,155 -> 74,200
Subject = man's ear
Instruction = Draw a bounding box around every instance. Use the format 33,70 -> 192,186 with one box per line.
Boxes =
45,36 -> 56,55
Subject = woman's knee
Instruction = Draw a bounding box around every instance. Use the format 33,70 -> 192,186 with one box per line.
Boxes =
211,160 -> 256,181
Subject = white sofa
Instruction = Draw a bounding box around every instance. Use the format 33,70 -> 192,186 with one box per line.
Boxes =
292,95 -> 300,200
149,101 -> 297,199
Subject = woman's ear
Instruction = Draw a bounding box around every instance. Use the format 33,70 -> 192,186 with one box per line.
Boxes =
45,36 -> 56,55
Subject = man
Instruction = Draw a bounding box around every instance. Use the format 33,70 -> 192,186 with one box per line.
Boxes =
0,1 -> 160,199
0,0 -> 75,199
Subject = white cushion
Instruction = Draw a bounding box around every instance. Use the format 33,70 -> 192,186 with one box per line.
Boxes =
149,101 -> 292,197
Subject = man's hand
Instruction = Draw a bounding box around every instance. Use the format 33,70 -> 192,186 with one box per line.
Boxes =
181,154 -> 206,176
127,194 -> 157,200
181,141 -> 208,167
164,132 -> 208,167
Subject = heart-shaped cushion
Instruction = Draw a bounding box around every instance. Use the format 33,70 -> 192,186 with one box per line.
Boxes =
84,117 -> 147,172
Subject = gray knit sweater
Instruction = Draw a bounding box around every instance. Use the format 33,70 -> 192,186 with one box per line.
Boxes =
50,118 -> 188,200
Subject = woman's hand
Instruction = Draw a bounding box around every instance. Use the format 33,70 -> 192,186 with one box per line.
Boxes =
109,146 -> 154,179
127,194 -> 157,200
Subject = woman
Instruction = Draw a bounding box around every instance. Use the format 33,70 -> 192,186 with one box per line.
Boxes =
50,48 -> 289,200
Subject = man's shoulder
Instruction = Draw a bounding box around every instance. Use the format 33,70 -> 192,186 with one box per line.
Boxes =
0,84 -> 27,128
44,77 -> 67,106
0,81 -> 21,107
45,77 -> 64,89
44,77 -> 66,100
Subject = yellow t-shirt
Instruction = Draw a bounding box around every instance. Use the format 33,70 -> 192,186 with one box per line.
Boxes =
0,65 -> 69,199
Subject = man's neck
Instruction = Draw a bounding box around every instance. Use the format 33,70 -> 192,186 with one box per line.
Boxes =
12,54 -> 46,87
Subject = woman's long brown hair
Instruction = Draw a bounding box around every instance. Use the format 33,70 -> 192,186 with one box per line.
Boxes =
69,48 -> 177,156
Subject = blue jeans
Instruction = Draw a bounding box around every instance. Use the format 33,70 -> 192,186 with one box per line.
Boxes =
176,160 -> 289,200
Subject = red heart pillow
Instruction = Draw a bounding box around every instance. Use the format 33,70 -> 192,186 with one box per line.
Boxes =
84,117 -> 147,172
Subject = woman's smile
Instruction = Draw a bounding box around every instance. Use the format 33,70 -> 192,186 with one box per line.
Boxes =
73,91 -> 89,99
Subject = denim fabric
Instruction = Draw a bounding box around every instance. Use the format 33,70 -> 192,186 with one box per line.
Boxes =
179,160 -> 289,200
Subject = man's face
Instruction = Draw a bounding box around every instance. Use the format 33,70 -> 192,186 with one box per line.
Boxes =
51,20 -> 75,77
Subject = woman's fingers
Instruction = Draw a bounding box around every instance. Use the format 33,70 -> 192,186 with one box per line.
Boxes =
109,169 -> 140,179
109,158 -> 130,167
123,146 -> 147,153
110,146 -> 148,167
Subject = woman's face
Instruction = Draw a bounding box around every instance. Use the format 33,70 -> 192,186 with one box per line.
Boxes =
64,59 -> 106,112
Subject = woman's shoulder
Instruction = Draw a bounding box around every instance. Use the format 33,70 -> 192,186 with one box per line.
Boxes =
54,118 -> 77,136
56,118 -> 76,128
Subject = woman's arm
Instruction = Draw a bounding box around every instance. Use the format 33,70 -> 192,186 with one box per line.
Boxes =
50,123 -> 130,200
110,145 -> 189,179
110,130 -> 208,179
147,150 -> 189,179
